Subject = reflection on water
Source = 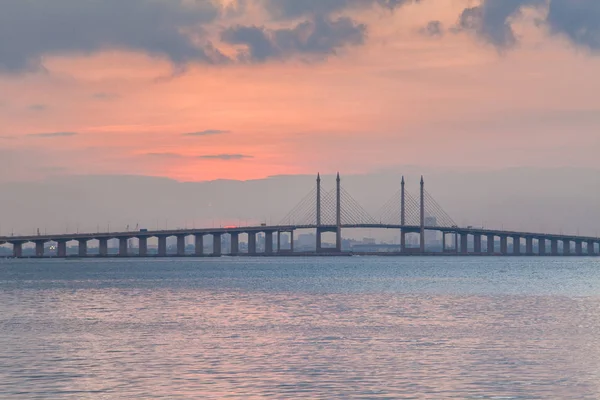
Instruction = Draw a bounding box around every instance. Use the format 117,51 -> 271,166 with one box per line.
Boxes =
0,257 -> 599,399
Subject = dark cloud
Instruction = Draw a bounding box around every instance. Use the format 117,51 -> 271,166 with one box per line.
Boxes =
0,0 -> 425,73
197,154 -> 253,160
28,104 -> 47,111
145,152 -> 185,159
547,0 -> 600,52
183,129 -> 230,136
262,0 -> 418,19
0,0 -> 226,73
222,16 -> 366,62
27,132 -> 78,138
455,0 -> 600,52
420,20 -> 444,37
92,92 -> 119,100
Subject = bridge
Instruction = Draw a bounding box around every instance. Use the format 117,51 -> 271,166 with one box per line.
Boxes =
1,173 -> 599,258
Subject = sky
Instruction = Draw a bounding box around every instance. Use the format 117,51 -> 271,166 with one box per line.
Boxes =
1,0 -> 600,235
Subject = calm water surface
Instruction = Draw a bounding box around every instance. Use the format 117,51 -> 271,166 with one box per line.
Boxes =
0,257 -> 599,399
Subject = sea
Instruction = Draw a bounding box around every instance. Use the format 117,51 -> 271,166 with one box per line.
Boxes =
0,256 -> 599,399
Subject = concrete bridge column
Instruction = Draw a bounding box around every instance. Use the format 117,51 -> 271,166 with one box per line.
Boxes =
213,234 -> 222,256
487,234 -> 495,254
454,233 -> 459,253
195,234 -> 204,256
526,237 -> 534,256
13,243 -> 23,258
316,229 -> 322,252
474,235 -> 482,254
177,235 -> 186,256
512,236 -> 521,255
35,241 -> 45,257
575,240 -> 583,256
248,232 -> 257,255
138,237 -> 147,257
265,232 -> 273,254
290,232 -> 295,253
500,236 -> 508,255
538,238 -> 546,256
231,233 -> 239,255
99,238 -> 108,257
551,239 -> 559,255
460,233 -> 468,255
157,236 -> 167,257
276,231 -> 281,253
401,230 -> 406,253
588,240 -> 595,256
57,241 -> 67,258
563,240 -> 571,256
119,237 -> 128,257
78,239 -> 87,257
442,232 -> 446,252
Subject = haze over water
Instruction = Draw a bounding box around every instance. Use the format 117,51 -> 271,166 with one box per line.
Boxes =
1,257 -> 599,399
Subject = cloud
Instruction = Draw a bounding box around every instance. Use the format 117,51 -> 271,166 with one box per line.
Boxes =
197,154 -> 253,160
28,104 -> 47,111
420,20 -> 444,37
547,0 -> 600,52
0,135 -> 16,140
455,0 -> 600,52
183,129 -> 230,136
222,16 -> 366,62
145,152 -> 186,159
92,92 -> 119,100
0,0 -> 226,73
262,0 -> 417,20
27,132 -> 78,138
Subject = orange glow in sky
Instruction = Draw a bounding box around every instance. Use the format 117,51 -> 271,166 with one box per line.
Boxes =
1,0 -> 600,182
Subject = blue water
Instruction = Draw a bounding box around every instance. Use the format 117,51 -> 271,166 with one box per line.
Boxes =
1,257 -> 599,399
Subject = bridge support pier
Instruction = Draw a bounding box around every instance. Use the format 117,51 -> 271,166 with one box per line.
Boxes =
79,239 -> 87,257
538,238 -> 546,256
139,237 -> 147,257
575,240 -> 583,256
231,233 -> 239,255
551,239 -> 559,255
487,234 -> 495,254
500,236 -> 508,255
564,240 -> 571,256
474,235 -> 481,254
158,236 -> 167,257
99,238 -> 108,257
35,241 -> 45,257
442,232 -> 446,252
13,242 -> 23,258
526,237 -> 534,256
276,232 -> 281,253
119,237 -> 128,257
213,234 -> 222,256
177,235 -> 186,256
265,231 -> 273,254
58,241 -> 67,258
512,236 -> 521,255
460,233 -> 468,255
588,240 -> 595,256
195,234 -> 204,256
248,233 -> 256,255
401,230 -> 407,253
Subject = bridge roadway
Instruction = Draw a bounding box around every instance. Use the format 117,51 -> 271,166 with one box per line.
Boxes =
1,224 -> 599,258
